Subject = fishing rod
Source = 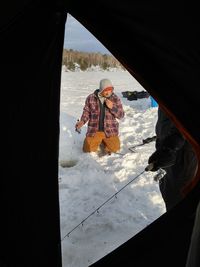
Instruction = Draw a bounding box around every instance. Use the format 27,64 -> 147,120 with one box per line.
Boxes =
61,162 -> 164,241
61,169 -> 145,241
128,136 -> 156,152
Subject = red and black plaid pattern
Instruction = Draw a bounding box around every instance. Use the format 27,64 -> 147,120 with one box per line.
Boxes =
80,92 -> 124,137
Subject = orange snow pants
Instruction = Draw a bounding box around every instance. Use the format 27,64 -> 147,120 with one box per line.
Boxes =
83,132 -> 120,153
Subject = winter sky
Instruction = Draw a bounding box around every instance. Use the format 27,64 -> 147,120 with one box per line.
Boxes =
64,14 -> 110,54
59,69 -> 166,267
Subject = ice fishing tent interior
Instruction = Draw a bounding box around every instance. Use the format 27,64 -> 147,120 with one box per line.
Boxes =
1,1 -> 200,267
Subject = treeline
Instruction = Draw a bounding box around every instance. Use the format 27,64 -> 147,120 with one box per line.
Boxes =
62,49 -> 125,71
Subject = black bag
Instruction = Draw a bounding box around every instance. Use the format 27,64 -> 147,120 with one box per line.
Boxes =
122,90 -> 149,101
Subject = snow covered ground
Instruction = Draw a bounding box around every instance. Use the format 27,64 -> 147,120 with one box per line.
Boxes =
59,70 -> 165,267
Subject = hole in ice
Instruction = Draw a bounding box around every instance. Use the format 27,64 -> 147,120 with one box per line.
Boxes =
60,159 -> 78,168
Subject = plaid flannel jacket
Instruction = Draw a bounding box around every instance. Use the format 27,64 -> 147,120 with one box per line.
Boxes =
80,91 -> 124,137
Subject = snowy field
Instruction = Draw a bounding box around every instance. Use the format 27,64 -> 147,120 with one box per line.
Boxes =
59,70 -> 165,267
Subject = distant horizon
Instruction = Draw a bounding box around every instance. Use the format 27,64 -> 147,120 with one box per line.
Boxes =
63,47 -> 111,55
64,14 -> 111,55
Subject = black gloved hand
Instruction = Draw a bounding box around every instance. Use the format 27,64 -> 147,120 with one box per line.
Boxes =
148,147 -> 177,171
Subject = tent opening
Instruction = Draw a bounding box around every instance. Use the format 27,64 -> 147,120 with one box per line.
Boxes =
57,13 -> 199,267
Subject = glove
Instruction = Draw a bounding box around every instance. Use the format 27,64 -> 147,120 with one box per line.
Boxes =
148,147 -> 177,171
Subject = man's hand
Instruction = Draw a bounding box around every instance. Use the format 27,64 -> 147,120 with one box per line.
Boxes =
147,147 -> 177,171
75,120 -> 84,129
105,99 -> 113,109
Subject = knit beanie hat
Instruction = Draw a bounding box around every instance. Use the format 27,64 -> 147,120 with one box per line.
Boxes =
99,79 -> 113,93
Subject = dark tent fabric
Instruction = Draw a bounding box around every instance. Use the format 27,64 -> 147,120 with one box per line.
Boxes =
1,2 -> 67,266
1,1 -> 200,267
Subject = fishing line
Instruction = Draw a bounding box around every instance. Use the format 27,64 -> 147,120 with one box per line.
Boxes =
61,169 -> 146,241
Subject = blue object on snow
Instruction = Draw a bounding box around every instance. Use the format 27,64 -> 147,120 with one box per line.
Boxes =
150,96 -> 158,107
